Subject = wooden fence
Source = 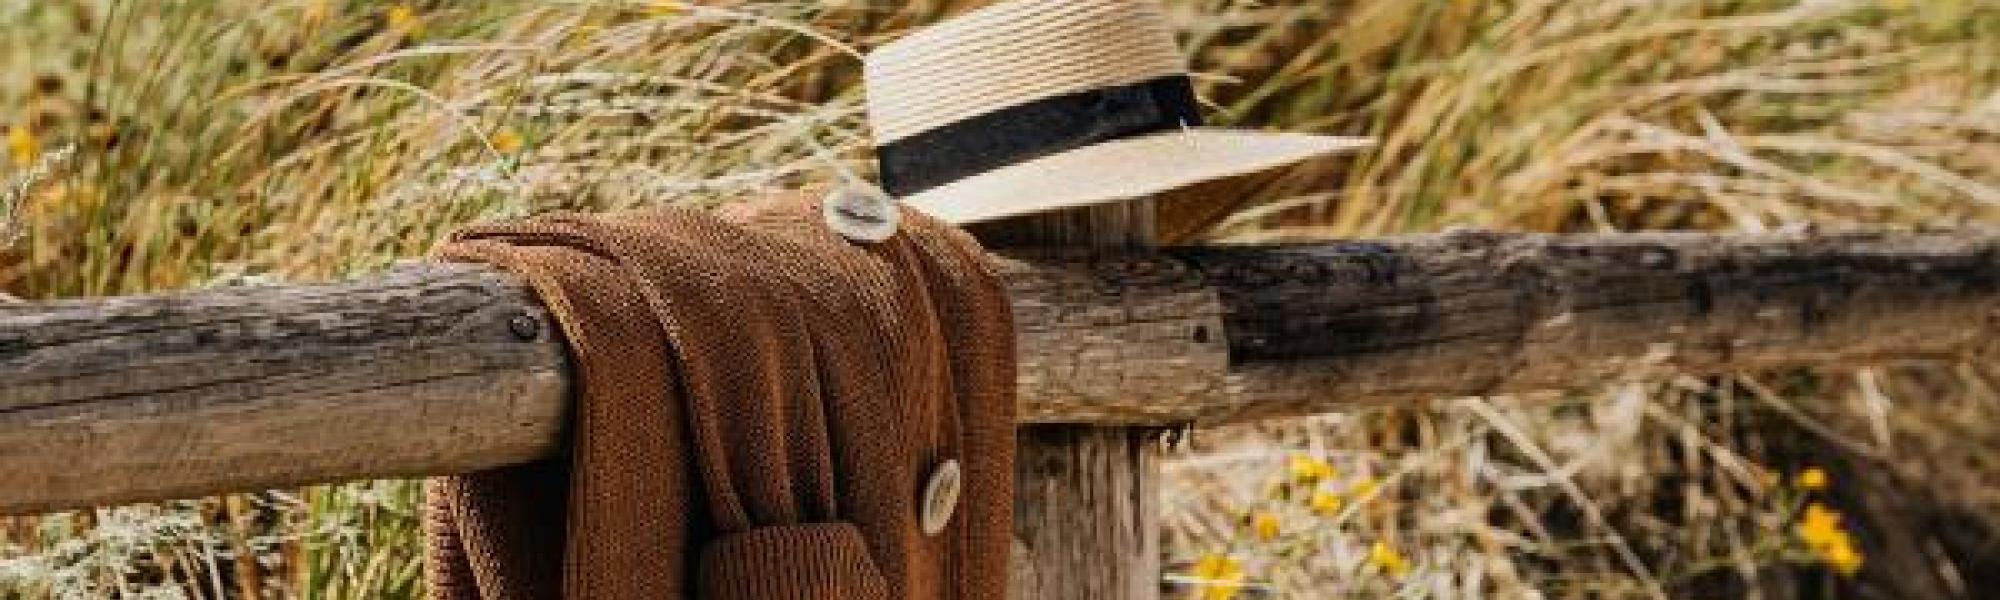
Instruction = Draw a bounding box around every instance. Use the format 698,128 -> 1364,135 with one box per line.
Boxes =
4,227 -> 1998,598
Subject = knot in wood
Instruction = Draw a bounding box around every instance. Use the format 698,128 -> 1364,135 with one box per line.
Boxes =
507,313 -> 541,341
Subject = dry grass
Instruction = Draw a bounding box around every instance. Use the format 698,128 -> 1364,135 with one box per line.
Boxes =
2,0 -> 1998,598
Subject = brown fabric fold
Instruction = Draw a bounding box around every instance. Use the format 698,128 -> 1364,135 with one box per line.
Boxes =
422,190 -> 1015,600
697,523 -> 887,600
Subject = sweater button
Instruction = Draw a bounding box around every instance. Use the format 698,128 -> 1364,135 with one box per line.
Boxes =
920,459 -> 963,536
822,185 -> 900,243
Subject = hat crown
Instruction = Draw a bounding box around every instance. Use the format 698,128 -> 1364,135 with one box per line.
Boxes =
864,0 -> 1188,145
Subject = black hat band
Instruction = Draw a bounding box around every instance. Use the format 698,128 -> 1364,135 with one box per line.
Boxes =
877,75 -> 1204,198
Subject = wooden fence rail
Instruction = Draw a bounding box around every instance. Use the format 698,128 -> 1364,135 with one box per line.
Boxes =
3,229 -> 1997,516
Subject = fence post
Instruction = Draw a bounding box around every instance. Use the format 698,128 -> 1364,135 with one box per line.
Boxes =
973,201 -> 1164,600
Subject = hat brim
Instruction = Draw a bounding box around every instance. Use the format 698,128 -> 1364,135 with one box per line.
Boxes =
898,129 -> 1372,224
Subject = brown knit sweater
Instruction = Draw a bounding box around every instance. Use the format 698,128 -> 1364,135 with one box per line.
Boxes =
423,190 -> 1015,599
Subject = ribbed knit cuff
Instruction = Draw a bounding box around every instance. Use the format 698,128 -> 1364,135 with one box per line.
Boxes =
697,523 -> 889,600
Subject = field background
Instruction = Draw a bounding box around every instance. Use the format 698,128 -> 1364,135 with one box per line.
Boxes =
4,0 -> 2000,598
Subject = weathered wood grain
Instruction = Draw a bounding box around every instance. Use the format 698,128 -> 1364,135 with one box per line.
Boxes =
4,230 -> 2000,514
1195,230 -> 2000,421
1009,426 -> 1162,600
0,265 -> 570,515
975,200 -> 1168,600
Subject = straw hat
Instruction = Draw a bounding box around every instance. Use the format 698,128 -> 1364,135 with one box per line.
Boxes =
864,0 -> 1372,224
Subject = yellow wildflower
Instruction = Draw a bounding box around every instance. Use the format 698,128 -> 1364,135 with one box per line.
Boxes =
386,3 -> 423,37
7,126 -> 37,168
491,127 -> 524,155
1308,490 -> 1343,516
1796,503 -> 1842,545
1369,541 -> 1411,577
1822,537 -> 1864,575
1796,503 -> 1864,576
1796,467 -> 1829,491
1288,454 -> 1336,484
1249,511 -> 1280,541
1190,553 -> 1245,600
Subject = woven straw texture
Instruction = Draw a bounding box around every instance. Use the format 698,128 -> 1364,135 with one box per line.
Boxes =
422,190 -> 1016,600
865,0 -> 1185,143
